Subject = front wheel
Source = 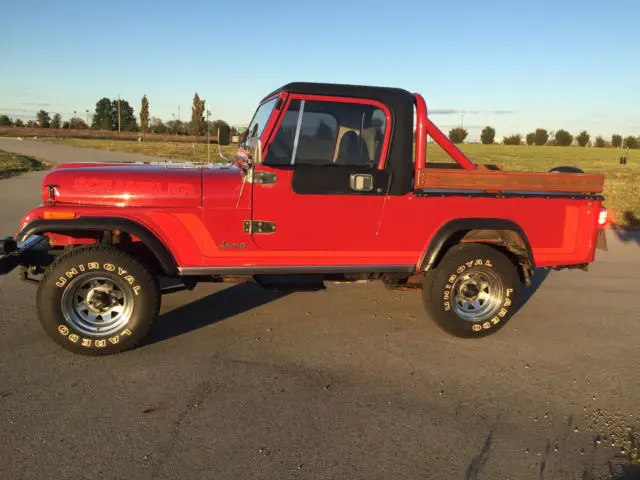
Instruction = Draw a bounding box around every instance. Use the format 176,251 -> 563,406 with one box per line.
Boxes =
422,243 -> 521,338
37,246 -> 160,355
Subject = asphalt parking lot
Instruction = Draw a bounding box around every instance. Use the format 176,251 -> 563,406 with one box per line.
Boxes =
1,139 -> 639,479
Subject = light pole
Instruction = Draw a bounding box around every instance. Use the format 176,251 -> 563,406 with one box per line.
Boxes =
85,109 -> 89,126
73,110 -> 77,129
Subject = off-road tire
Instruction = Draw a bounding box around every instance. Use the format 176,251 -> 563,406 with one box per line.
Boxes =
422,243 -> 520,338
37,246 -> 160,355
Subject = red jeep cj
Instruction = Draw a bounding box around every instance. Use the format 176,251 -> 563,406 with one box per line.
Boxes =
0,82 -> 608,355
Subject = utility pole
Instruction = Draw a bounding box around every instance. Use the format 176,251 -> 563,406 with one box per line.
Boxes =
117,97 -> 121,133
85,109 -> 89,126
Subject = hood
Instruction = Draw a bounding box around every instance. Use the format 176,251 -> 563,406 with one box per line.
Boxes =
42,163 -> 204,208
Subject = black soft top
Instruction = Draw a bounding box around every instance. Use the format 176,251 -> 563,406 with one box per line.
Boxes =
262,82 -> 415,195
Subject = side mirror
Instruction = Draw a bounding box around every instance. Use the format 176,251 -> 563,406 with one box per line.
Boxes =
217,125 -> 231,146
246,137 -> 262,164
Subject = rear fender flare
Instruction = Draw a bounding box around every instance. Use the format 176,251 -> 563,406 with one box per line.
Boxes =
17,217 -> 178,275
418,218 -> 535,272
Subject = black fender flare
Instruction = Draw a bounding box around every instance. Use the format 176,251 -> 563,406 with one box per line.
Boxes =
418,218 -> 535,271
17,217 -> 178,275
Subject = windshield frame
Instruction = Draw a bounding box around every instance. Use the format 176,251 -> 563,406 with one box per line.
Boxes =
241,95 -> 279,148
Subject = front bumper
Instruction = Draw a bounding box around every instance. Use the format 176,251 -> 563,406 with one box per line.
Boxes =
0,235 -> 47,275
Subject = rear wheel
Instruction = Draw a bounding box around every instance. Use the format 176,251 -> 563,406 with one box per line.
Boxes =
37,246 -> 160,355
422,243 -> 521,338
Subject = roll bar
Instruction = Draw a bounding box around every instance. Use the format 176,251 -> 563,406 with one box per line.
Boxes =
413,93 -> 477,172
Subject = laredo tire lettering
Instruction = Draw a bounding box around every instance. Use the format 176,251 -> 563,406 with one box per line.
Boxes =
38,246 -> 160,356
423,243 -> 521,340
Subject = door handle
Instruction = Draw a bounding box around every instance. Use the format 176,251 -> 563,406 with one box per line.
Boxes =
350,173 -> 374,192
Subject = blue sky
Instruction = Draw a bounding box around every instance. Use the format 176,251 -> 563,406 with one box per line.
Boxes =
1,0 -> 639,140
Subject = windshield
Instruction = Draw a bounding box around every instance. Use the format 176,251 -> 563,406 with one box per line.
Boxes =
242,97 -> 278,146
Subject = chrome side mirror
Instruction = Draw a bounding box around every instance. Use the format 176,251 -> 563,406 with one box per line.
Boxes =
246,137 -> 262,165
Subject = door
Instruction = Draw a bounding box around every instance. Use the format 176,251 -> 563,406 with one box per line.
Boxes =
250,95 -> 392,258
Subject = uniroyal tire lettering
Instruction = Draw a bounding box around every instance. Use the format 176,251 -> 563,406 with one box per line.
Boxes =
109,336 -> 120,344
58,325 -> 69,336
448,274 -> 457,283
472,324 -> 482,332
56,277 -> 67,288
65,267 -> 79,279
121,329 -> 132,337
95,339 -> 107,348
81,338 -> 92,347
506,288 -> 513,297
117,267 -> 127,276
444,301 -> 451,312
474,259 -> 483,266
133,285 -> 141,296
103,263 -> 115,272
78,265 -> 85,272
88,262 -> 99,270
482,322 -> 491,330
456,265 -> 466,274
491,316 -> 500,325
485,260 -> 493,267
68,334 -> 79,343
498,308 -> 508,318
124,275 -> 135,285
504,298 -> 512,307
465,261 -> 474,268
443,290 -> 450,300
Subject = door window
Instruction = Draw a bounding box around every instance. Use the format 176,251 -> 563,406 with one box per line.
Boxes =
265,99 -> 387,167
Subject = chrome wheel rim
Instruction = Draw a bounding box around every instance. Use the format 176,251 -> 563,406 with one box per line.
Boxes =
452,267 -> 504,322
61,275 -> 134,337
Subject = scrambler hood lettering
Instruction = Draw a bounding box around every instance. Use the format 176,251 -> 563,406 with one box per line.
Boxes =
41,164 -> 207,208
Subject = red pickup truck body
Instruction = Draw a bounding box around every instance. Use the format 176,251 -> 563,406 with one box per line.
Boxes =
1,82 -> 607,355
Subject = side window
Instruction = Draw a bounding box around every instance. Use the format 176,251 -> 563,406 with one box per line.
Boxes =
264,99 -> 387,167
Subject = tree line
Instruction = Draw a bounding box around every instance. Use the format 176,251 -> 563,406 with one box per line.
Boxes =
0,93 -> 232,137
448,126 -> 639,149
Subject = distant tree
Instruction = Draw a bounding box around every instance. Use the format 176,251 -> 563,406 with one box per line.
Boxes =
526,132 -> 535,145
115,99 -> 138,132
576,130 -> 590,147
62,121 -> 70,129
534,128 -> 548,146
503,134 -> 522,145
612,134 -> 622,148
13,118 -> 24,127
140,95 -> 149,134
448,127 -> 468,144
480,126 -> 495,144
149,117 -> 167,134
92,98 -> 112,130
594,136 -> 606,148
26,120 -> 38,128
191,93 -> 205,136
92,97 -> 137,131
36,110 -> 51,128
69,117 -> 88,129
623,136 -> 639,149
0,115 -> 12,127
167,119 -> 185,135
50,113 -> 62,129
555,129 -> 573,147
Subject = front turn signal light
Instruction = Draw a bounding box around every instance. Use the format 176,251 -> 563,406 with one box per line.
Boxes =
44,211 -> 76,220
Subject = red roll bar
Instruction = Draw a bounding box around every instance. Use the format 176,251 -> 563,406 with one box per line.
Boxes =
413,93 -> 477,172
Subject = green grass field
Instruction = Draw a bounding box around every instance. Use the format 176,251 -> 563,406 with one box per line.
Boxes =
0,150 -> 47,179
37,138 -> 639,227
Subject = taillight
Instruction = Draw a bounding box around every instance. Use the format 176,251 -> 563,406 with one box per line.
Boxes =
597,207 -> 608,227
